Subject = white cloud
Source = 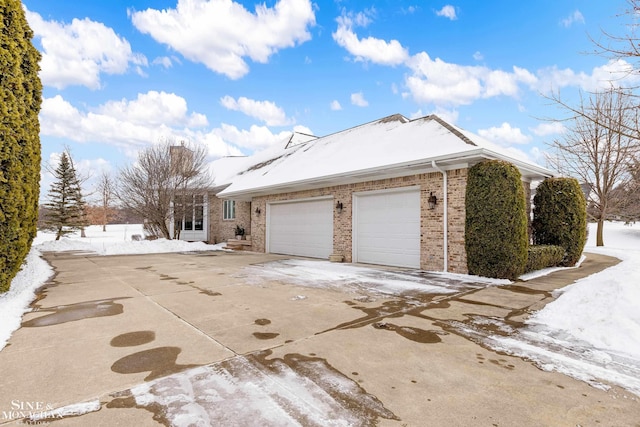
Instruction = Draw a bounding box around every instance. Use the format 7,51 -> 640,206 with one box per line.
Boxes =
330,100 -> 342,110
531,122 -> 566,136
404,52 -> 537,106
99,91 -> 208,128
152,56 -> 173,68
130,0 -> 315,79
560,10 -> 585,28
211,123 -> 293,150
332,12 -> 409,66
410,107 -> 459,124
430,107 -> 459,124
473,51 -> 483,61
478,122 -> 532,145
535,59 -> 640,93
40,94 -> 212,153
25,7 -> 146,90
436,5 -> 457,20
293,125 -> 314,135
351,92 -> 369,107
38,94 -> 305,159
404,54 -> 640,108
220,96 -> 294,126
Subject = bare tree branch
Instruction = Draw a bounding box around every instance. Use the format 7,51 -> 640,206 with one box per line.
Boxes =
546,88 -> 640,245
116,139 -> 213,240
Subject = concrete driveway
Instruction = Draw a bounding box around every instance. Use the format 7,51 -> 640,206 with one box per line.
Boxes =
0,250 -> 638,426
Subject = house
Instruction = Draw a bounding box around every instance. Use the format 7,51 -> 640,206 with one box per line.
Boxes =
188,114 -> 553,274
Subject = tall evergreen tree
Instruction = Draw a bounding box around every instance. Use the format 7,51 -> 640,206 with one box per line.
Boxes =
44,152 -> 88,240
0,0 -> 43,293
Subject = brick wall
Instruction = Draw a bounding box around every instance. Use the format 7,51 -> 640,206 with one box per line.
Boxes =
208,194 -> 251,244
246,169 -> 469,273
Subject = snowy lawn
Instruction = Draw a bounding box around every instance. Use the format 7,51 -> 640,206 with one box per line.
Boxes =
481,221 -> 640,396
0,224 -> 226,350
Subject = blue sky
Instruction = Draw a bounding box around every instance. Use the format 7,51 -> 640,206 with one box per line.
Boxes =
22,0 -> 638,199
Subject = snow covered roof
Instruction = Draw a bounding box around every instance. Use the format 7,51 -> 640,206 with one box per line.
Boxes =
217,114 -> 554,199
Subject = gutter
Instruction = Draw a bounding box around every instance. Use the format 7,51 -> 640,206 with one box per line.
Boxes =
432,160 -> 448,272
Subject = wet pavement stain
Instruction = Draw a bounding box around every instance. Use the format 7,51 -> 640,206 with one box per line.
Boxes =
253,332 -> 280,340
110,331 -> 156,347
373,322 -> 444,344
197,289 -> 222,297
22,298 -> 130,327
110,346 -> 199,381
254,318 -> 271,326
489,359 -> 516,370
500,284 -> 552,298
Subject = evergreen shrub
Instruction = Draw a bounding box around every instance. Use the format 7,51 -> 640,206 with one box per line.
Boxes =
526,245 -> 565,273
465,160 -> 528,280
0,1 -> 42,293
532,178 -> 587,266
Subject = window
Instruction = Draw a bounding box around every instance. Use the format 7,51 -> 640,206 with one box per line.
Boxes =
223,200 -> 236,220
174,194 -> 206,232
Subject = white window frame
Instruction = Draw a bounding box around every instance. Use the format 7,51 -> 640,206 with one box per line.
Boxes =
223,200 -> 236,220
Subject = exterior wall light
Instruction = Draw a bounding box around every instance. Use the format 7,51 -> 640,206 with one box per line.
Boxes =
428,192 -> 437,210
336,201 -> 343,213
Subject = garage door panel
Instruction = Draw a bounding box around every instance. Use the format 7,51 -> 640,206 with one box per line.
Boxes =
355,190 -> 420,268
269,199 -> 333,259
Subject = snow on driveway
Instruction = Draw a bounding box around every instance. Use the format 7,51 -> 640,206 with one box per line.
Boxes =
239,258 -> 508,298
118,351 -> 398,427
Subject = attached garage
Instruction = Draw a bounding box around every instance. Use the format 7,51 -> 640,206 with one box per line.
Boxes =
267,198 -> 333,259
353,188 -> 421,268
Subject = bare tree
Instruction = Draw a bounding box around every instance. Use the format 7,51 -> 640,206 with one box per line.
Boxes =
590,0 -> 640,66
547,88 -> 640,246
546,0 -> 640,141
96,171 -> 115,232
116,140 -> 213,240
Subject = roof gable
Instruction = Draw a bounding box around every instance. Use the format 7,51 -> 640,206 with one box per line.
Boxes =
217,114 -> 553,198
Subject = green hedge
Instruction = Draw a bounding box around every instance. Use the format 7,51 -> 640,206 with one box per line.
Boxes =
0,1 -> 42,293
532,178 -> 587,266
465,160 -> 529,280
526,245 -> 565,273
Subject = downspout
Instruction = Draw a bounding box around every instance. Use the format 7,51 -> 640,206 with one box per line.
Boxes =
432,161 -> 448,272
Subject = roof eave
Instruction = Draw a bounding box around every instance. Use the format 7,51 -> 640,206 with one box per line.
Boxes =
218,148 -> 552,200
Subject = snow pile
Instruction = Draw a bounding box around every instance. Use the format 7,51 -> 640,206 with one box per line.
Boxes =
0,249 -> 53,350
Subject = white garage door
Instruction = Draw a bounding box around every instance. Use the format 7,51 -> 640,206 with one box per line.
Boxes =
354,189 -> 421,268
268,199 -> 333,259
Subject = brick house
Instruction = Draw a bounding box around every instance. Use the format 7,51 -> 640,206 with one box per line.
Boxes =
202,114 -> 552,274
